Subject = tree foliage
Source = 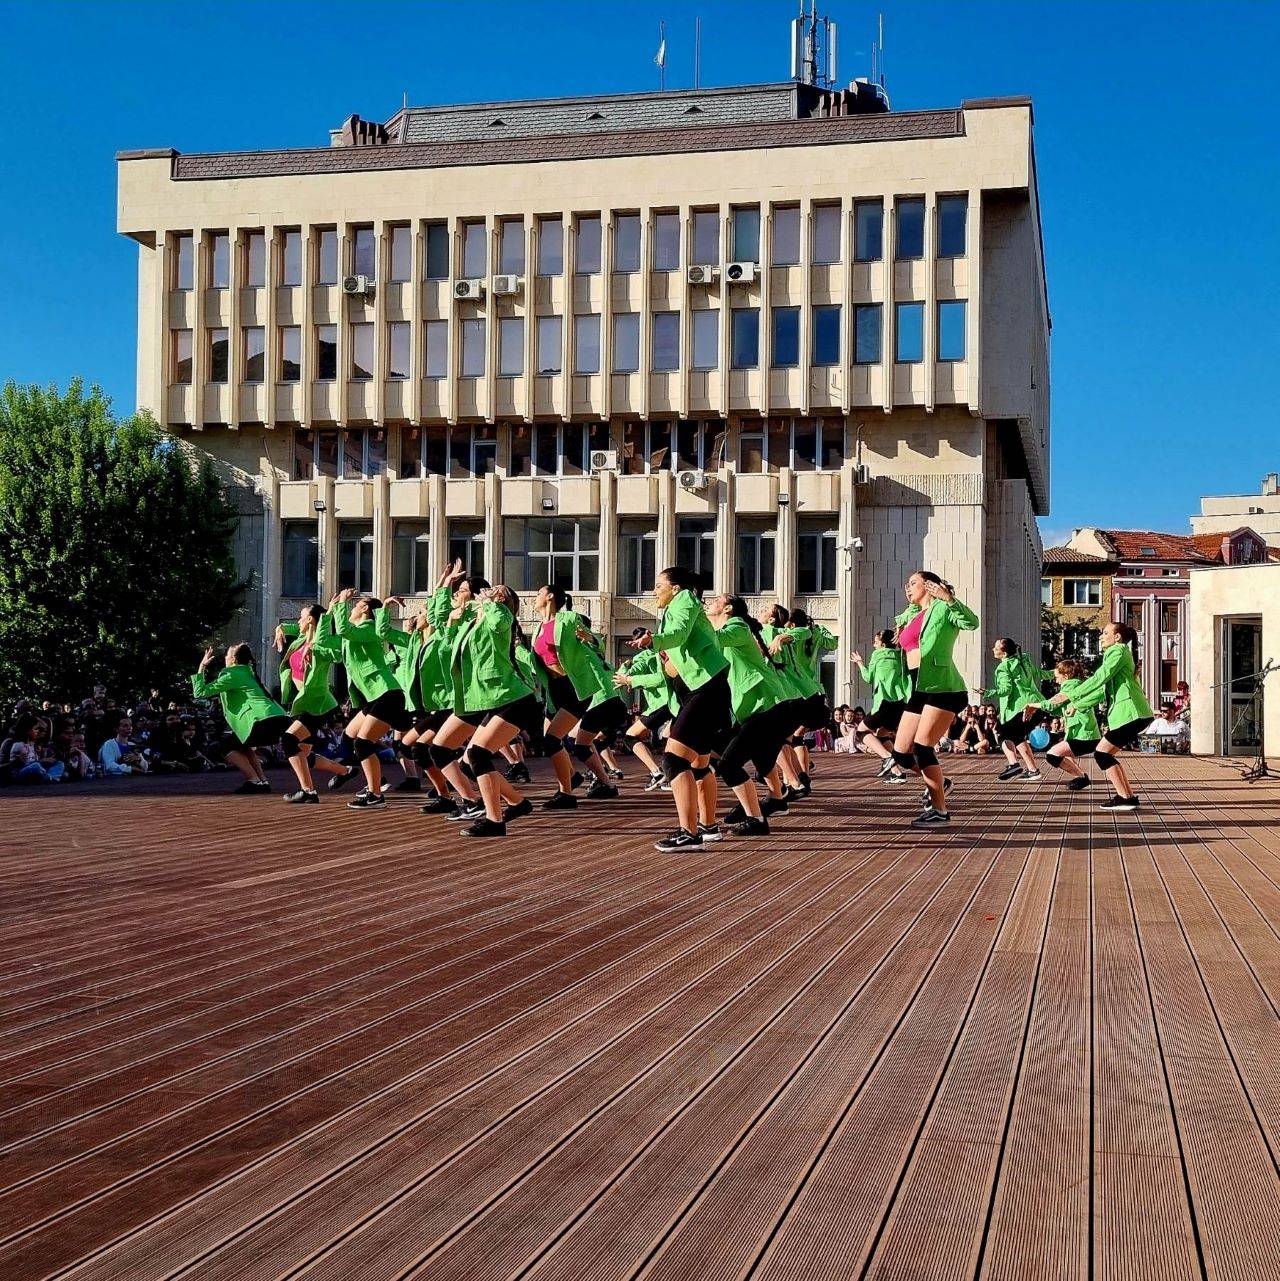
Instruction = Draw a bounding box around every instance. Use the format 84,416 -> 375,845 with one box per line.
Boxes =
0,380 -> 243,702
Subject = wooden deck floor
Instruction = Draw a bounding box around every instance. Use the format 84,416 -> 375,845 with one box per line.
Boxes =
1,754 -> 1279,1280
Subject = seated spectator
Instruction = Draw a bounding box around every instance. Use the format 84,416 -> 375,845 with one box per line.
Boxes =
4,714 -> 64,784
1146,703 -> 1190,753
833,709 -> 860,753
99,716 -> 150,776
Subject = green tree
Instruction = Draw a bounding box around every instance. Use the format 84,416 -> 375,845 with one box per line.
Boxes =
0,380 -> 243,702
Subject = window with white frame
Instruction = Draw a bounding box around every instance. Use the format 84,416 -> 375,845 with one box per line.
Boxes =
618,519 -> 658,595
448,520 -> 485,578
337,521 -> 374,594
503,517 -> 600,591
281,522 -> 318,597
798,518 -> 838,593
740,417 -> 843,472
536,315 -> 562,374
1040,578 -> 1053,605
399,425 -> 493,478
1063,578 -> 1102,607
677,516 -> 716,582
337,427 -> 387,479
391,522 -> 431,595
737,520 -> 776,594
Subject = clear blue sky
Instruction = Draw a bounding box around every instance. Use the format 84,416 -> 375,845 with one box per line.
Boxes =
2,0 -> 1277,543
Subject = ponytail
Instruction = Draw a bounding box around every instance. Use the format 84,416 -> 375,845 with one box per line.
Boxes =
1113,621 -> 1140,662
660,565 -> 703,598
724,594 -> 773,663
790,608 -> 817,661
997,637 -> 1020,657
874,629 -> 897,649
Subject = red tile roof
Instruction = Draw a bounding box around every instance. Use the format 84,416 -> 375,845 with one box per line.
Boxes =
1099,530 -> 1216,562
1042,547 -> 1112,566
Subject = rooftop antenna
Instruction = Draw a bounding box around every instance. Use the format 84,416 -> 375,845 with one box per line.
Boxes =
790,0 -> 837,88
694,15 -> 701,89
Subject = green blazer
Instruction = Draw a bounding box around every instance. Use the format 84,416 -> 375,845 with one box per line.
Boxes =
448,601 -> 534,713
627,647 -> 677,717
761,623 -> 807,700
549,609 -> 622,710
374,587 -> 454,714
715,617 -> 787,724
277,613 -> 340,718
858,646 -> 912,712
329,600 -> 398,702
191,664 -> 287,743
787,624 -> 837,694
984,653 -> 1055,722
914,597 -> 980,694
515,640 -> 549,709
650,590 -> 729,692
764,626 -> 822,699
1061,642 -> 1153,732
1057,678 -> 1101,741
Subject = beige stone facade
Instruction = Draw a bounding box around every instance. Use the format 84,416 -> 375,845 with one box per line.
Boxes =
1192,473 -> 1280,549
116,83 -> 1049,704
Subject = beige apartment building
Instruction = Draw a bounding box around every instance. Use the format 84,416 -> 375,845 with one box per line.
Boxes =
1192,473 -> 1280,550
116,79 -> 1049,704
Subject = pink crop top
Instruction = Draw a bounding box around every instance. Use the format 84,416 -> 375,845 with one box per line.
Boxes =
533,618 -> 559,669
288,645 -> 309,683
899,607 -> 927,652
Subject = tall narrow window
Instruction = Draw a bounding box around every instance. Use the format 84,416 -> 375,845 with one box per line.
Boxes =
208,328 -> 229,382
400,426 -> 424,478
245,232 -> 266,287
576,215 -> 602,274
677,516 -> 716,580
853,304 -> 882,363
171,330 -> 192,384
351,323 -> 374,380
536,316 -> 562,374
389,225 -> 412,282
537,217 -> 564,276
653,212 -> 680,270
243,326 -> 265,382
281,523 -> 319,597
574,314 -> 601,374
613,313 -> 640,373
692,209 -> 719,266
812,204 -> 841,264
338,522 -> 375,595
424,222 -> 449,279
937,300 -> 966,361
281,230 -> 302,286
772,205 -> 800,266
739,426 -> 765,473
692,309 -> 719,370
895,301 -> 924,363
771,307 -> 800,368
367,427 -> 387,476
854,200 -> 883,262
210,233 -> 230,288
498,316 -> 524,376
316,430 -> 339,477
497,219 -> 524,275
460,318 -> 486,378
614,214 -> 641,273
937,196 -> 967,258
174,234 -> 193,290
293,429 -> 315,480
731,308 -> 759,369
340,430 -> 365,479
812,305 -> 841,367
352,226 -> 375,279
618,519 -> 658,595
731,206 -> 760,262
448,520 -> 486,578
798,518 -> 838,593
424,321 -> 447,378
896,198 -> 926,260
281,326 -> 301,382
737,520 -> 776,594
461,222 -> 486,278
316,324 -> 337,380
392,522 -> 432,596
652,312 -> 680,372
318,229 -> 338,285
388,321 -> 411,379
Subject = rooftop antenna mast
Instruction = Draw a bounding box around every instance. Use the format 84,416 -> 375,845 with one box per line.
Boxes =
790,0 -> 837,88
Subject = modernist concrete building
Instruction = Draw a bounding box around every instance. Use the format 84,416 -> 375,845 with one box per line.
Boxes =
116,78 -> 1050,704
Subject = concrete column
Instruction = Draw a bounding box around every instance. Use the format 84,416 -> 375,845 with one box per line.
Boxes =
372,472 -> 391,596
656,468 -> 677,567
427,474 -> 447,576
924,192 -> 938,414
836,466 -> 858,705
337,225 -> 352,426
150,237 -> 170,426
714,470 -> 735,596
599,468 -> 619,594
483,469 -> 502,582
317,474 -> 337,601
259,468 -> 282,670
776,467 -> 797,603
799,198 -> 812,417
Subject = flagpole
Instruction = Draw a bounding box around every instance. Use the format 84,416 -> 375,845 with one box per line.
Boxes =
659,20 -> 666,91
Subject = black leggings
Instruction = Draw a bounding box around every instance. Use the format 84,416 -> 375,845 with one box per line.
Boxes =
716,702 -> 798,788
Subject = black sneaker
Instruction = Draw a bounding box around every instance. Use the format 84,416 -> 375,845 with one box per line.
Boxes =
697,823 -> 723,843
997,763 -> 1023,782
729,816 -> 770,837
760,795 -> 790,818
585,779 -> 619,801
654,829 -> 703,853
795,773 -> 813,797
723,803 -> 747,826
445,801 -> 485,822
570,771 -> 585,791
876,758 -> 898,779
883,772 -> 908,785
233,779 -> 271,795
606,767 -> 625,781
782,786 -> 805,804
644,771 -> 665,793
503,797 -> 534,823
920,778 -> 955,806
419,795 -> 458,815
911,807 -> 952,828
392,777 -> 422,793
327,765 -> 358,791
283,789 -> 319,804
1016,770 -> 1043,782
1065,776 -> 1091,792
1101,795 -> 1140,811
542,789 -> 578,811
505,762 -> 531,784
462,817 -> 507,838
347,791 -> 386,810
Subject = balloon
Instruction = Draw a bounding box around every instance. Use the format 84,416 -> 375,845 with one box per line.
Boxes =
1028,726 -> 1051,752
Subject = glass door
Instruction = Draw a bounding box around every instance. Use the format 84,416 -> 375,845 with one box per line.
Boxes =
1222,618 -> 1263,754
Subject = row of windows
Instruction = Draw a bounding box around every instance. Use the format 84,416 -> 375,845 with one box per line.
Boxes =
170,197 -> 967,292
172,300 -> 966,385
282,514 -> 839,600
292,419 -> 847,481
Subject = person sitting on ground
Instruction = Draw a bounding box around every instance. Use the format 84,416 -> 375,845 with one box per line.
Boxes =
99,716 -> 150,777
5,714 -> 63,784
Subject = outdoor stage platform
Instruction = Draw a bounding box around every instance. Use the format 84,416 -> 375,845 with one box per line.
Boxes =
1,754 -> 1278,1280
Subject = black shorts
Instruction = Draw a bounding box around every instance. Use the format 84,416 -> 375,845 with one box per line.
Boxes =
292,710 -> 332,735
796,692 -> 831,733
906,687 -> 970,716
458,694 -> 545,738
999,708 -> 1047,746
362,688 -> 414,732
1105,717 -> 1153,749
581,697 -> 629,745
413,709 -> 451,735
863,700 -> 906,735
547,673 -> 587,719
668,669 -> 733,756
222,713 -> 292,755
638,706 -> 673,734
1065,737 -> 1099,758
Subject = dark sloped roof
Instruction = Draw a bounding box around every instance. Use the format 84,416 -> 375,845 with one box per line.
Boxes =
1042,547 -> 1112,566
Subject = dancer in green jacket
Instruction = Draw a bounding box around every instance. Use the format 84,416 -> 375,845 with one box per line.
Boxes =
850,630 -> 911,783
979,638 -> 1057,783
617,628 -> 677,792
1037,657 -> 1102,790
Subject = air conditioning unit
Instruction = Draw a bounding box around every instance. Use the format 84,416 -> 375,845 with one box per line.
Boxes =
589,449 -> 619,473
724,261 -> 758,285
687,264 -> 719,286
678,468 -> 709,492
341,274 -> 374,297
492,274 -> 523,296
453,278 -> 485,301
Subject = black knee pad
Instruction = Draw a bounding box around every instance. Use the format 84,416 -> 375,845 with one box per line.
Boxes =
1044,753 -> 1063,770
570,741 -> 595,764
353,737 -> 379,762
913,744 -> 939,770
466,745 -> 497,777
412,743 -> 435,768
281,732 -> 302,759
692,765 -> 712,781
1094,749 -> 1117,771
714,759 -> 749,787
891,749 -> 916,772
429,742 -> 462,770
539,732 -> 564,756
662,752 -> 693,784
341,733 -> 359,761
